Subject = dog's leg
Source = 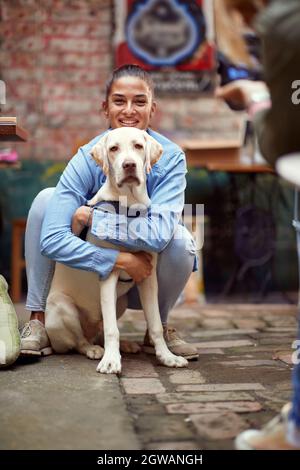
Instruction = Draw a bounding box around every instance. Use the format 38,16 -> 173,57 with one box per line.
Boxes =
96,271 -> 122,374
97,294 -> 141,354
137,256 -> 188,368
46,293 -> 104,360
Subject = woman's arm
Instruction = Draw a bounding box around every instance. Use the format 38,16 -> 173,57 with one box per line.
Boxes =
40,146 -> 120,279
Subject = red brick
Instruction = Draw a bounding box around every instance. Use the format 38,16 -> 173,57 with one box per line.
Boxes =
1,1 -> 47,22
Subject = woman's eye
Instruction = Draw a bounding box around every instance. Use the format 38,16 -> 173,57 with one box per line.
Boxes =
110,146 -> 118,152
114,100 -> 125,105
134,144 -> 143,150
135,101 -> 146,106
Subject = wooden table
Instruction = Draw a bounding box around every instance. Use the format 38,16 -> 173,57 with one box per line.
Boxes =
0,123 -> 28,142
178,138 -> 273,173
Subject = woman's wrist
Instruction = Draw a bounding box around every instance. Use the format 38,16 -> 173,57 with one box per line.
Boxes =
115,252 -> 131,270
86,206 -> 94,227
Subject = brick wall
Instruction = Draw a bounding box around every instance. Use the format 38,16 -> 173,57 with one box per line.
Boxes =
0,0 -> 241,161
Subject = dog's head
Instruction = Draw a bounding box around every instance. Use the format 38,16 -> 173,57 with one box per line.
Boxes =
90,127 -> 163,188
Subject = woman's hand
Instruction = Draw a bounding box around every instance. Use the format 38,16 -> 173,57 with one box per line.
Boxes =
115,251 -> 153,283
215,80 -> 269,110
72,206 -> 93,236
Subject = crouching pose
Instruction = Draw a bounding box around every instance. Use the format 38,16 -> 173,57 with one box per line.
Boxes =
21,64 -> 199,368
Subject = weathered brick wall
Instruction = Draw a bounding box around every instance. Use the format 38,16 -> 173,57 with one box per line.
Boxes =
0,0 -> 240,161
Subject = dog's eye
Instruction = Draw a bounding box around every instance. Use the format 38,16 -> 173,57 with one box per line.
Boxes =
109,146 -> 118,152
134,144 -> 143,150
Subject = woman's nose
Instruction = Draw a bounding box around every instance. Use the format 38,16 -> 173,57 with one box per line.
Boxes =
124,102 -> 135,114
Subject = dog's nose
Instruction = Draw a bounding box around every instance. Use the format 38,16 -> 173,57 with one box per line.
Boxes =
122,160 -> 136,172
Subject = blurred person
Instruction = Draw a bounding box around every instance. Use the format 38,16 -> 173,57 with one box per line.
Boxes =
216,0 -> 300,450
215,0 -> 263,92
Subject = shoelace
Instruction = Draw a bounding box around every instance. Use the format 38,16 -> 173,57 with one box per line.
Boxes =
19,322 -> 31,338
164,327 -> 182,342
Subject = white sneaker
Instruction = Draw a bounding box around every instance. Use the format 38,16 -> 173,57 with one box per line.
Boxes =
20,319 -> 52,356
235,403 -> 300,450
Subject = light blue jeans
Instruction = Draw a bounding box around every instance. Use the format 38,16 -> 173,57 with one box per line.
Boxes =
25,188 -> 196,325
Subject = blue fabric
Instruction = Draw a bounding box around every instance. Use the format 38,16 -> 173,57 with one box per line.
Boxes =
40,129 -> 197,279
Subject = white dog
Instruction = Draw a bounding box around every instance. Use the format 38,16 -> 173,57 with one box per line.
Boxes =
45,127 -> 188,374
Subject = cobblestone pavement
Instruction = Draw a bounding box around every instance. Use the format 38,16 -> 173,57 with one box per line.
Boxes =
118,303 -> 298,450
0,302 -> 298,450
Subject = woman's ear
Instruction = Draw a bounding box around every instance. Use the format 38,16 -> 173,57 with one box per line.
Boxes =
150,100 -> 157,121
102,100 -> 109,118
143,131 -> 163,174
90,134 -> 109,175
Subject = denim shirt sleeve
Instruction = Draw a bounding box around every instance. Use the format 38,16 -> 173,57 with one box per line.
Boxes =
91,151 -> 187,253
40,147 -> 119,279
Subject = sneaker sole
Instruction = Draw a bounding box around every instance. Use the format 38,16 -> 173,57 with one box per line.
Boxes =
20,346 -> 53,357
142,345 -> 199,361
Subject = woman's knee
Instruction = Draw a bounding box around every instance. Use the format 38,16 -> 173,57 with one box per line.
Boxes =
161,226 -> 196,269
27,188 -> 55,223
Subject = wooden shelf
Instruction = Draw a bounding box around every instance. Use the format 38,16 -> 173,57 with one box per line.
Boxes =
0,161 -> 21,169
0,123 -> 29,142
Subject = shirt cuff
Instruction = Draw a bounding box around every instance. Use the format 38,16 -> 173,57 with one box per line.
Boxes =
91,245 -> 120,280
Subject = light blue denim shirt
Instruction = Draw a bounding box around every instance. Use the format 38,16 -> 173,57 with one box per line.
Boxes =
41,129 -> 191,279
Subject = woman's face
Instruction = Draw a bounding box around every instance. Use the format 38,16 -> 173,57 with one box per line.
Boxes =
103,76 -> 156,130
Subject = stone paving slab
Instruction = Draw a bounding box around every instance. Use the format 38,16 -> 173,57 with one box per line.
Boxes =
232,319 -> 267,329
167,370 -> 206,384
188,412 -> 248,440
156,391 -> 255,404
166,401 -> 263,414
193,339 -> 254,349
121,378 -> 166,394
122,358 -> 159,378
175,383 -> 265,392
197,348 -> 225,354
200,318 -> 234,329
190,328 -> 258,338
146,441 -> 199,450
272,350 -> 294,365
135,415 -> 194,442
219,359 -> 287,367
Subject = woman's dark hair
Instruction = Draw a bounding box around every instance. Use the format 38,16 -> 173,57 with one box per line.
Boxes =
105,64 -> 154,100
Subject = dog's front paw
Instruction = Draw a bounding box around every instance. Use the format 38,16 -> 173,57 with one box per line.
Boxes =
96,351 -> 122,374
157,353 -> 188,368
86,345 -> 104,360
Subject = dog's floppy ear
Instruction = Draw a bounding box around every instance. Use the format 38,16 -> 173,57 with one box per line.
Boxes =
143,132 -> 163,174
90,134 -> 109,175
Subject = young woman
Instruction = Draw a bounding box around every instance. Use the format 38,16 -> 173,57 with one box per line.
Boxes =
21,64 -> 199,361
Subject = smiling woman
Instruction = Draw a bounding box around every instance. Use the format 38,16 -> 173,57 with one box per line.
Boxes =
103,71 -> 156,130
22,64 -> 199,362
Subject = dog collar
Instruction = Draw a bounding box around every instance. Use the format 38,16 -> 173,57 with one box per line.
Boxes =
89,201 -> 146,219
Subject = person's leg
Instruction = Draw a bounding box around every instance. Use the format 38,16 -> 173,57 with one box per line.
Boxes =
25,188 -> 55,318
128,224 -> 199,360
21,188 -> 55,356
288,224 -> 300,445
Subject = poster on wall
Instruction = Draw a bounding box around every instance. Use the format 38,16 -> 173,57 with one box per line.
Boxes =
113,0 -> 216,95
